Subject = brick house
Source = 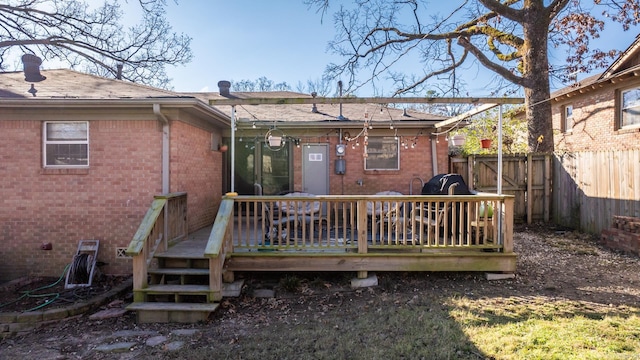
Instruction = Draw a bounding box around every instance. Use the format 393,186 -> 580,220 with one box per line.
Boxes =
551,35 -> 640,152
0,69 -> 229,281
1,69 -> 465,282
550,36 -> 640,250
198,85 -> 451,197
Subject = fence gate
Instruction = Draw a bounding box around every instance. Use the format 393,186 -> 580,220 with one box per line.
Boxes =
450,154 -> 551,223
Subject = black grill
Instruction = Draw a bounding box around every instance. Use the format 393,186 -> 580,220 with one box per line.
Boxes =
421,174 -> 472,195
422,174 -> 473,236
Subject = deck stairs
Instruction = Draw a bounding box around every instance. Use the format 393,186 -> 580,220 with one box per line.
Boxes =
126,246 -> 242,323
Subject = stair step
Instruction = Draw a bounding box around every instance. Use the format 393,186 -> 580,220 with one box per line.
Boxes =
148,268 -> 210,276
142,284 -> 211,294
154,251 -> 206,259
126,302 -> 219,323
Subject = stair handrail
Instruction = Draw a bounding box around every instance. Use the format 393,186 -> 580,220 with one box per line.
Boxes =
204,196 -> 236,301
126,197 -> 166,259
126,192 -> 188,301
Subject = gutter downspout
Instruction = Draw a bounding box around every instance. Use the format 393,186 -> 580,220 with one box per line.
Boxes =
153,104 -> 170,194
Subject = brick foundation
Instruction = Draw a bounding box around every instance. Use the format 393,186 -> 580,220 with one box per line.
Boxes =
601,216 -> 640,256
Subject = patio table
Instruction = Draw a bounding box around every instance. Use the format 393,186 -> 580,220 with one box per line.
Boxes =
276,192 -> 321,216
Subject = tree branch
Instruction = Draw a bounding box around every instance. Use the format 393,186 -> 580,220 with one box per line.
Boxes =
457,36 -> 523,86
477,0 -> 523,22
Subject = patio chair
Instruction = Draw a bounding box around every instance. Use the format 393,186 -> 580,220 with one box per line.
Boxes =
262,203 -> 298,244
409,203 -> 445,242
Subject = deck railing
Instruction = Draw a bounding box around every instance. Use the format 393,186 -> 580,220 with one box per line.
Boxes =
126,192 -> 188,301
230,193 -> 513,253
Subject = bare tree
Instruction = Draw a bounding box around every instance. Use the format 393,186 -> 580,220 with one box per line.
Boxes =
0,0 -> 192,89
307,0 -> 639,152
231,77 -> 291,92
295,76 -> 333,96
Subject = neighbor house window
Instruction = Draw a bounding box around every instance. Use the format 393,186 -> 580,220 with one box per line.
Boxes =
364,136 -> 399,171
621,86 -> 640,129
43,121 -> 89,167
563,105 -> 573,133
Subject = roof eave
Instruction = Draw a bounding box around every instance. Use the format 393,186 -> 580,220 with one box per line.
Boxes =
551,67 -> 640,102
234,120 -> 441,130
0,97 -> 231,127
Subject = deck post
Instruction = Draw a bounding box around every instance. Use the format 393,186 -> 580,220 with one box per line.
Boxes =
131,253 -> 148,302
357,200 -> 368,279
209,257 -> 223,301
502,197 -> 514,253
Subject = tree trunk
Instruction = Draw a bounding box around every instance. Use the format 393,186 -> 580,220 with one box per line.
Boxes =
521,5 -> 554,153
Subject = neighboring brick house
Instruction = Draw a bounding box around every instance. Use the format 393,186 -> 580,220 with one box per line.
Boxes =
550,36 -> 640,245
0,69 -> 229,281
551,35 -> 640,152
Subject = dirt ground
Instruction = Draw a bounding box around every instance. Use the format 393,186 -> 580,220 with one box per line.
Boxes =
1,223 -> 640,359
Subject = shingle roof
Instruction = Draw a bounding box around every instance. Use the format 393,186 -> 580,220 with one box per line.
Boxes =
0,69 -> 446,126
0,69 -> 181,99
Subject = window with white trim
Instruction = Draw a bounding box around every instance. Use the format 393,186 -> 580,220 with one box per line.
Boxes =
364,136 -> 399,171
43,122 -> 89,167
621,86 -> 640,129
563,105 -> 573,133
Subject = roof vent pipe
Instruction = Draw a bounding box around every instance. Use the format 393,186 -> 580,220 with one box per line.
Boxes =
218,80 -> 231,97
337,81 -> 346,120
311,92 -> 318,113
116,64 -> 123,80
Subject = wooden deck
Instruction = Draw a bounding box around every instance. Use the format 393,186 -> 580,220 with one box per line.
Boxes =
126,192 -> 517,323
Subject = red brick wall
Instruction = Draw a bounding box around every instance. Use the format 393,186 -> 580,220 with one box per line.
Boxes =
0,120 -> 162,281
552,79 -> 640,152
0,118 -> 224,281
601,216 -> 640,256
170,121 -> 223,231
291,134 -> 449,195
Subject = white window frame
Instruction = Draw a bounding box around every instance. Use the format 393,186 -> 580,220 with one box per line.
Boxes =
620,86 -> 640,130
563,105 -> 573,133
364,136 -> 400,171
43,121 -> 89,168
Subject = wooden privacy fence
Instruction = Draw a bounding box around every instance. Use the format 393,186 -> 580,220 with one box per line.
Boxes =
450,154 -> 552,223
553,150 -> 640,234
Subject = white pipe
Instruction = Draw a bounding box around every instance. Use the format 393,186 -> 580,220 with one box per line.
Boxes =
230,106 -> 236,193
497,105 -> 503,246
431,137 -> 438,176
497,105 -> 503,195
153,104 -> 170,194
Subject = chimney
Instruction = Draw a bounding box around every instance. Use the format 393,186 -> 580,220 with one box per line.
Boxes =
21,54 -> 46,82
218,80 -> 231,97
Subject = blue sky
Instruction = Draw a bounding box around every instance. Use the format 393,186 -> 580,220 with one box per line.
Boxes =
162,1 -> 340,93
151,1 -> 637,95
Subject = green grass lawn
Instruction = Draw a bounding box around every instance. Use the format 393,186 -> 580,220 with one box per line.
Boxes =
450,296 -> 640,359
171,290 -> 640,360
